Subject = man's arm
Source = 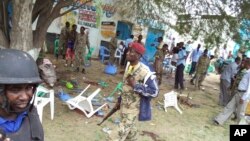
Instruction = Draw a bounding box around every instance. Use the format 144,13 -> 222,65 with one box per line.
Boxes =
86,34 -> 90,50
133,74 -> 159,97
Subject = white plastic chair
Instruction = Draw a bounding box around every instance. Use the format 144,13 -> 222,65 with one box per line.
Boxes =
164,91 -> 182,114
114,48 -> 123,65
34,85 -> 54,123
66,84 -> 107,118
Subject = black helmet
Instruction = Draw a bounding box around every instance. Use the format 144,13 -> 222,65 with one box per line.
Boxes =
0,49 -> 42,84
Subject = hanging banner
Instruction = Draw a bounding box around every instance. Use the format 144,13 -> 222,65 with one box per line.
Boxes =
78,5 -> 97,28
101,21 -> 116,38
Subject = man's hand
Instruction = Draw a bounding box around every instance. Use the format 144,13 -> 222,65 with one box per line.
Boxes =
127,75 -> 136,88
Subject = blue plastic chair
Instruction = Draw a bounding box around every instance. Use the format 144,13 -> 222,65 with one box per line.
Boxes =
99,46 -> 110,63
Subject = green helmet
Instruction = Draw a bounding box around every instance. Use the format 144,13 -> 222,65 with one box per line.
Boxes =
0,49 -> 42,84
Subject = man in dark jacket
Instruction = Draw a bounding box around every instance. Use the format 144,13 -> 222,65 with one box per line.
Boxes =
0,49 -> 44,141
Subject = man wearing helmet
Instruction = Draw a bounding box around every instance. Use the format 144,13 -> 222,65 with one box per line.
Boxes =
0,49 -> 44,141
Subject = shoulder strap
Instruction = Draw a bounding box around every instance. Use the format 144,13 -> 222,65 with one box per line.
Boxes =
28,108 -> 44,141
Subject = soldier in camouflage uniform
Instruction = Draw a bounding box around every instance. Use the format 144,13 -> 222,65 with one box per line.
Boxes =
230,55 -> 248,93
193,49 -> 210,89
108,43 -> 159,141
74,26 -> 90,73
109,31 -> 120,64
154,44 -> 168,85
59,21 -> 70,59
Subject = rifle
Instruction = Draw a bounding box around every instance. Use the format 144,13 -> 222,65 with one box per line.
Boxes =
97,96 -> 122,126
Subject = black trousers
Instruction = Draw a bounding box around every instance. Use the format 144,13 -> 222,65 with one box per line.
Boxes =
120,48 -> 128,66
189,61 -> 197,75
175,64 -> 185,89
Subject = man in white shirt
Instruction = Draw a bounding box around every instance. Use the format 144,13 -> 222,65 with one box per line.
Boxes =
185,40 -> 193,58
189,44 -> 202,76
214,58 -> 250,125
219,57 -> 241,106
219,46 -> 229,60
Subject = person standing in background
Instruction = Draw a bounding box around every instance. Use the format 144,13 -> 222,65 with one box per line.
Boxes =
74,26 -> 90,74
59,21 -> 70,59
65,24 -> 77,67
109,31 -> 120,65
137,35 -> 144,46
189,44 -> 202,76
219,57 -> 241,106
185,40 -> 193,58
175,42 -> 186,90
154,44 -> 169,85
220,45 -> 229,60
193,49 -> 210,89
121,35 -> 134,66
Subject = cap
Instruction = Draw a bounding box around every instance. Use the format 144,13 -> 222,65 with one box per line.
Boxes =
131,42 -> 145,55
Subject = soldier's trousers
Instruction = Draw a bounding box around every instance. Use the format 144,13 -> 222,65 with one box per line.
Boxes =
108,113 -> 137,141
194,73 -> 206,88
74,48 -> 86,70
59,40 -> 67,56
109,49 -> 115,64
155,63 -> 163,85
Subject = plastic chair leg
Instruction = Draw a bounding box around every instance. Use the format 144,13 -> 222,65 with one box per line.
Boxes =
37,106 -> 43,123
175,104 -> 183,114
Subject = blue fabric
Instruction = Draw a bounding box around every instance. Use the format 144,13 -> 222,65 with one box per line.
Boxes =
104,64 -> 117,75
133,73 -> 159,121
0,112 -> 27,133
68,40 -> 74,49
138,96 -> 152,121
190,49 -> 202,62
185,44 -> 192,52
177,49 -> 186,66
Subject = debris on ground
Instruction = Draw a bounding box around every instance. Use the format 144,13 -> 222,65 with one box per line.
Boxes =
140,130 -> 165,141
177,93 -> 200,108
102,127 -> 112,134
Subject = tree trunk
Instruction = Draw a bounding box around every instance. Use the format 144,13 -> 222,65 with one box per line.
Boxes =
10,0 -> 33,51
0,29 -> 9,48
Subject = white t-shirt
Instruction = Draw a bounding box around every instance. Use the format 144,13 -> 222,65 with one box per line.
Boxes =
171,53 -> 179,62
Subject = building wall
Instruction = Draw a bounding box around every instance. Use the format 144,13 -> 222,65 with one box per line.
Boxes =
44,0 -> 122,57
38,0 -> 181,58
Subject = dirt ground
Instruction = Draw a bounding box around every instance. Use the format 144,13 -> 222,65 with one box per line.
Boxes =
41,54 -> 234,141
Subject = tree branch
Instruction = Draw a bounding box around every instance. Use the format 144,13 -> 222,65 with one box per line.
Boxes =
57,0 -> 92,17
32,0 -> 50,23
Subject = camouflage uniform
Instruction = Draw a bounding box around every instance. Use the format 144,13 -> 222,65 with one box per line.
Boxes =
231,68 -> 246,96
74,33 -> 89,71
194,55 -> 210,88
59,27 -> 70,57
108,62 -> 158,141
109,36 -> 118,64
154,49 -> 165,85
